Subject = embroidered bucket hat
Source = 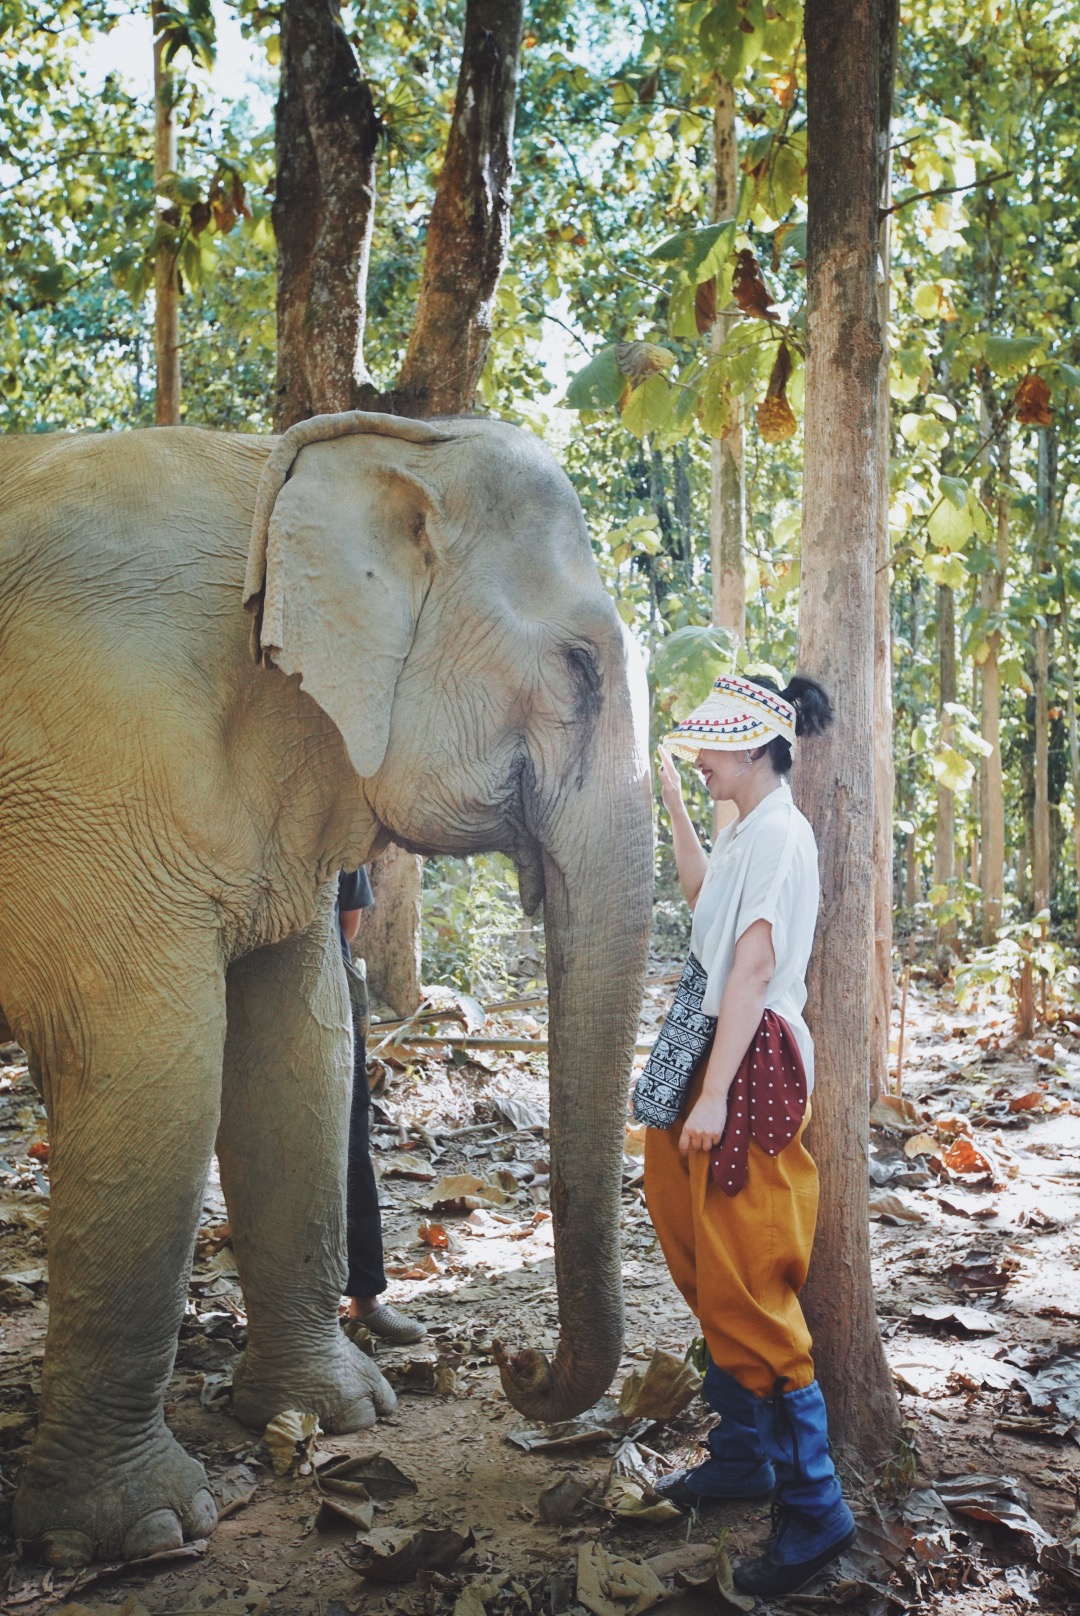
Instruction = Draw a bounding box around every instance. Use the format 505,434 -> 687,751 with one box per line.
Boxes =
663,673 -> 796,761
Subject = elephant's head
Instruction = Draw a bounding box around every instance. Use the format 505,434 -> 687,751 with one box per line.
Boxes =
244,411 -> 653,1421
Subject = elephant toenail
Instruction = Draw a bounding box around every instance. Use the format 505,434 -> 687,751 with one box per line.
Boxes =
186,1487 -> 218,1538
40,1529 -> 94,1568
122,1507 -> 184,1561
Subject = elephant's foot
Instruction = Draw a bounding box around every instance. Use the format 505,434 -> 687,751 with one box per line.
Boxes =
231,1331 -> 397,1434
13,1423 -> 217,1568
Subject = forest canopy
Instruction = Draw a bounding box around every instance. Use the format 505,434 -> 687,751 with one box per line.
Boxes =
3,0 -> 1080,1008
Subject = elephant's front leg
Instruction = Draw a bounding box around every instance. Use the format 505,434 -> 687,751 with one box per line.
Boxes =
219,897 -> 395,1433
13,955 -> 224,1567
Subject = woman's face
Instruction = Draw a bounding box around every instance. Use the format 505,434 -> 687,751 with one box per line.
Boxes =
694,747 -> 748,801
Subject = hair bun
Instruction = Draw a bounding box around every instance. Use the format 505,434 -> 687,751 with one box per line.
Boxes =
782,675 -> 834,738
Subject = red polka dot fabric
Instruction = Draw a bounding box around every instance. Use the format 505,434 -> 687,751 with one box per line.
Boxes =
708,1010 -> 808,1197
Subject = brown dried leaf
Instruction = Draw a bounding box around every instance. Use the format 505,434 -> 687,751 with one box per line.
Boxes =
694,279 -> 717,333
1014,373 -> 1052,427
418,1220 -> 450,1248
870,1094 -> 926,1134
617,1350 -> 700,1420
869,1191 -> 927,1224
756,394 -> 797,443
615,341 -> 676,383
1008,1089 -> 1045,1112
904,1131 -> 938,1158
732,249 -> 780,321
358,1525 -> 474,1583
940,1136 -> 997,1182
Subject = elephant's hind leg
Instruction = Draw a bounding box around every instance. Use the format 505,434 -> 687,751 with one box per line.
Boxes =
12,946 -> 226,1567
219,891 -> 395,1433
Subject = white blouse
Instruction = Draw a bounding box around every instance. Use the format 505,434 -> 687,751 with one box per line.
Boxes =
689,778 -> 821,1091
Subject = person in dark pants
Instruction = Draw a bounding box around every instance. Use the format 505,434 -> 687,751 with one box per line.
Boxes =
338,869 -> 425,1345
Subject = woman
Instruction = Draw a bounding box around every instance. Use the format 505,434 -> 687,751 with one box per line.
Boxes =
634,671 -> 856,1598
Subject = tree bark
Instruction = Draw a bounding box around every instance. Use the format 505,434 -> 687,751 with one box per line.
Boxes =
795,0 -> 899,1464
979,415 -> 1008,943
870,0 -> 898,1102
1032,427 -> 1057,913
273,0 -> 380,431
934,584 -> 957,946
274,0 -> 524,1014
1059,581 -> 1080,944
710,79 -> 745,649
152,0 -> 180,425
394,0 -> 524,416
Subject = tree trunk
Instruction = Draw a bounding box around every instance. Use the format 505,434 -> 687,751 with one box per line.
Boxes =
1032,427 -> 1057,913
152,0 -> 180,425
1033,621 -> 1050,912
979,417 -> 1008,943
274,0 -> 523,1014
393,0 -> 524,416
934,584 -> 957,946
795,0 -> 899,1464
273,0 -> 379,431
870,0 -> 898,1102
709,78 -> 745,648
1059,582 -> 1080,944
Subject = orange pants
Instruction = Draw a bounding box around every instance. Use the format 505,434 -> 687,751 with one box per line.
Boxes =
644,1072 -> 819,1398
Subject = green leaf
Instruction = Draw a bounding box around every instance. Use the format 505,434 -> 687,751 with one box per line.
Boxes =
620,373 -> 672,439
774,220 -> 807,260
939,475 -> 968,510
983,335 -> 1043,373
928,493 -> 975,551
923,552 -> 968,589
650,220 -> 735,282
932,746 -> 974,793
652,625 -> 738,711
700,0 -> 767,80
565,346 -> 624,411
696,358 -> 731,437
1057,362 -> 1080,390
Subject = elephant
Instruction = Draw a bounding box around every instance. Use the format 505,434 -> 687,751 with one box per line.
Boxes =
0,411 -> 653,1567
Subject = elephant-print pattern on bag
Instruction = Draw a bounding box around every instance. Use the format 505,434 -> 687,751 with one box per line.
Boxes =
632,953 -> 716,1128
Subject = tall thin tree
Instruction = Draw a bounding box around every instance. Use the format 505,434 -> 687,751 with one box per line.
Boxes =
795,0 -> 900,1460
274,0 -> 525,1014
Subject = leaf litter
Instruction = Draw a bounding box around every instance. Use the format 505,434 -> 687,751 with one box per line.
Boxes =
2,975 -> 1080,1613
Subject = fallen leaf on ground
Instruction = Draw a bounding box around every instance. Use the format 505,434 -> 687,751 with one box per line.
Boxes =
936,1473 -> 1054,1550
315,1492 -> 374,1532
494,1096 -> 549,1131
947,1252 -> 1017,1292
358,1525 -> 474,1582
418,1220 -> 450,1247
936,1193 -> 999,1220
1008,1089 -> 1046,1112
909,1304 -> 1000,1336
381,1152 -> 437,1181
618,1349 -> 700,1420
937,1136 -> 998,1183
419,1174 -> 507,1212
601,1476 -> 683,1524
508,1395 -> 649,1452
1029,1355 -> 1080,1421
453,1575 -> 510,1616
317,1452 -> 417,1499
212,1462 -> 259,1519
869,1191 -> 927,1224
576,1542 -> 668,1616
384,1252 -> 442,1280
538,1474 -> 591,1525
262,1410 -> 320,1475
870,1094 -> 926,1134
904,1131 -> 938,1158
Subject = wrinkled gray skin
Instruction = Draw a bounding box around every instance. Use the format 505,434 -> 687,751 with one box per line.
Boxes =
0,413 -> 653,1568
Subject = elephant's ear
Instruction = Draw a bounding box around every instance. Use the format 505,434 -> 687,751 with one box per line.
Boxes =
243,411 -> 452,780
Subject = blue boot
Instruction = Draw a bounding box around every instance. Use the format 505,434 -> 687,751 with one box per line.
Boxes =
656,1363 -> 775,1511
733,1379 -> 857,1596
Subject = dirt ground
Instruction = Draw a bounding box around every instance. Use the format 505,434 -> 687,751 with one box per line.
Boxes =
1,959 -> 1079,1616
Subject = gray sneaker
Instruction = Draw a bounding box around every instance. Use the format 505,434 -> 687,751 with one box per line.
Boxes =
360,1303 -> 427,1345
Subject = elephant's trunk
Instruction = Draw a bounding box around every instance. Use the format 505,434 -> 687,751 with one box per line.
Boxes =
496,707 -> 653,1422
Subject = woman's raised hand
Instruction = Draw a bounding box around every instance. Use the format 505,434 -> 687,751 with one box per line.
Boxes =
656,745 -> 686,817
